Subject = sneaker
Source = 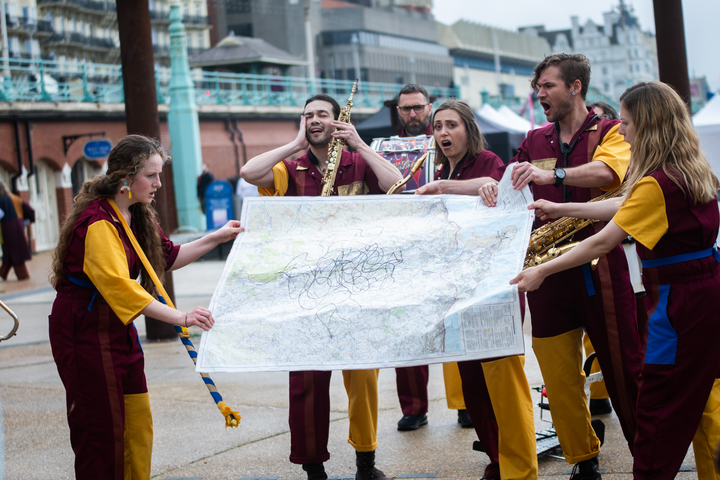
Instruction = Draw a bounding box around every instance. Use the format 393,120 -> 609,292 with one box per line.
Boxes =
569,456 -> 601,480
457,409 -> 473,428
589,398 -> 613,415
397,414 -> 428,431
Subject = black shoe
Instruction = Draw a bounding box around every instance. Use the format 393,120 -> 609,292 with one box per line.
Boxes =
569,456 -> 601,480
397,413 -> 428,431
589,398 -> 613,415
302,463 -> 328,480
457,409 -> 473,428
355,451 -> 388,480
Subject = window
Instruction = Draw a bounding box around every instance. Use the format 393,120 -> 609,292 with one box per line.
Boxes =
9,36 -> 19,55
5,2 -> 17,18
151,28 -> 158,45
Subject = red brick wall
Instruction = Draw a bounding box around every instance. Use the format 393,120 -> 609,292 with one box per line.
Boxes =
0,116 -> 300,242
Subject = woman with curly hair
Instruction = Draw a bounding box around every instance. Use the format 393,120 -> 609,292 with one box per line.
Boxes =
49,135 -> 243,479
512,82 -> 720,479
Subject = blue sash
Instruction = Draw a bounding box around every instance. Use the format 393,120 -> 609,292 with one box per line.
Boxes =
641,245 -> 720,268
67,276 -> 99,312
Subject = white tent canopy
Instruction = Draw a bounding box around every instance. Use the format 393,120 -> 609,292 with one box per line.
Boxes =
497,105 -> 535,132
477,104 -> 528,135
693,95 -> 720,181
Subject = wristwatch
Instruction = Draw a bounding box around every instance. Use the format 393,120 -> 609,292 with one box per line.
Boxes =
554,168 -> 566,187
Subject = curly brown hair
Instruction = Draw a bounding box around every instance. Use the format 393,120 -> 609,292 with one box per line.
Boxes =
50,135 -> 170,295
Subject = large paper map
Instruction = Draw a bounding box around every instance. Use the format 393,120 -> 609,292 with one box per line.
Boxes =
197,168 -> 534,372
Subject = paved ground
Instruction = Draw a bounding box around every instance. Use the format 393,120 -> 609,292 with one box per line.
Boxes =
0,251 -> 699,479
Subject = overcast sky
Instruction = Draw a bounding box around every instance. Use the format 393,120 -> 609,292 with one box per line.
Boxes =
432,0 -> 720,92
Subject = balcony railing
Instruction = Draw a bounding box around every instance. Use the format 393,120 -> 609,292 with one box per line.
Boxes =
46,32 -> 115,49
149,9 -> 170,21
183,15 -> 209,26
36,0 -> 116,14
0,57 -> 461,108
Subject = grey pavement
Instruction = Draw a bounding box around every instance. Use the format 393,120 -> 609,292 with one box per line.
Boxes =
0,251 -> 699,479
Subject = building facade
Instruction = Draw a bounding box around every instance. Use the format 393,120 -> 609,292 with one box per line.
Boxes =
520,2 -> 658,101
1,0 -> 210,66
210,0 -> 453,86
438,20 -> 548,110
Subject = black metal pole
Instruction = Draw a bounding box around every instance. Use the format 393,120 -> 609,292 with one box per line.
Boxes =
653,0 -> 692,109
117,0 -> 178,340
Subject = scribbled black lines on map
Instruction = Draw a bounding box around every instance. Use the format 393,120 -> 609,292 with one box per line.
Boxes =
282,242 -> 403,310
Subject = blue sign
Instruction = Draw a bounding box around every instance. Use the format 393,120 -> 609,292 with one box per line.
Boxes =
83,139 -> 113,159
205,180 -> 235,230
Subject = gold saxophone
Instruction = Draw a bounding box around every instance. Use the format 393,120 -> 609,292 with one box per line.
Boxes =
524,186 -> 624,269
321,80 -> 358,197
386,151 -> 429,195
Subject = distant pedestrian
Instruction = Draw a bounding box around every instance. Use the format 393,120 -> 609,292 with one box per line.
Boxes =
588,101 -> 619,120
48,135 -> 243,479
197,162 -> 214,214
0,181 -> 31,281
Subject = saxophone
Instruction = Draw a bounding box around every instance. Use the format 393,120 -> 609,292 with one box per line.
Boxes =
386,151 -> 428,195
321,80 -> 358,197
524,186 -> 624,269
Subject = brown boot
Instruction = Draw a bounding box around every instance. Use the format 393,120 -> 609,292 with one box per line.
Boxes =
302,463 -> 328,480
355,451 -> 388,480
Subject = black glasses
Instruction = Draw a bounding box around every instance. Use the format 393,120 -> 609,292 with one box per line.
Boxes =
398,104 -> 429,115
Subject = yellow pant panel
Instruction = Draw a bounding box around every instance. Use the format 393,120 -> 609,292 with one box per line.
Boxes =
693,378 -> 720,480
124,392 -> 153,480
482,355 -> 538,480
443,362 -> 466,410
343,369 -> 379,452
533,328 -> 600,464
583,332 -> 609,400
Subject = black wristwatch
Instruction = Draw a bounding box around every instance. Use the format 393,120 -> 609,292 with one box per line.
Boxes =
554,168 -> 566,187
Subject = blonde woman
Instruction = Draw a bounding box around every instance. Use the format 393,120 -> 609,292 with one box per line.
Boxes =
512,81 -> 720,479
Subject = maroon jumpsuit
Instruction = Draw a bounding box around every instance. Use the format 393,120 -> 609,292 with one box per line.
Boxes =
280,150 -> 383,464
49,198 -> 179,479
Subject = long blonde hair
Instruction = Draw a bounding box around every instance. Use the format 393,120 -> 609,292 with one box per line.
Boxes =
50,135 -> 170,294
620,81 -> 718,204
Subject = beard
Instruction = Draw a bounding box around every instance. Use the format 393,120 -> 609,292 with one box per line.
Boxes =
545,95 -> 574,123
306,128 -> 333,147
402,117 -> 431,136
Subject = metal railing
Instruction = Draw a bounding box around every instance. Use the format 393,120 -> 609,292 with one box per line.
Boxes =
36,0 -> 116,14
0,57 -> 461,108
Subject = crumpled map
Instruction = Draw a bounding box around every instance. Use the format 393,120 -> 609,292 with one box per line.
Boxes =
196,166 -> 534,372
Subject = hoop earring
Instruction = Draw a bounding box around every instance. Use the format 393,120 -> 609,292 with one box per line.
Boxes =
120,181 -> 132,199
